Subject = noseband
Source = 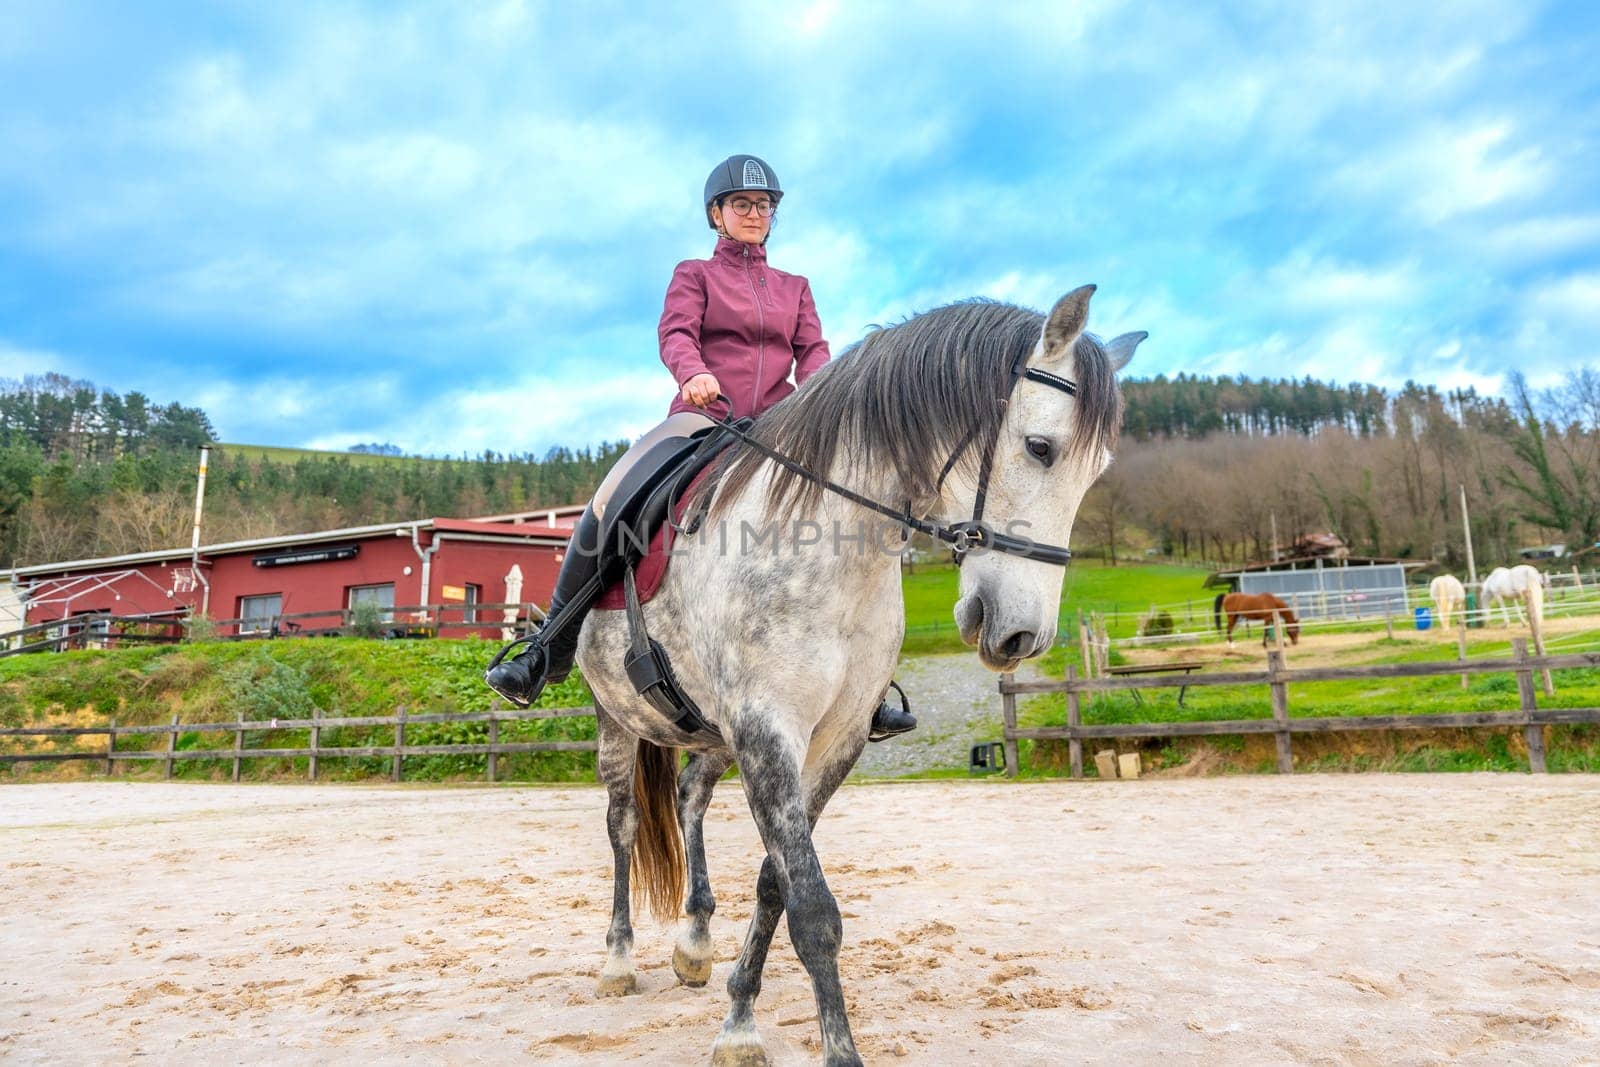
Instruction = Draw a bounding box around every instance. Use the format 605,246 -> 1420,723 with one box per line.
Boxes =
708,347 -> 1079,567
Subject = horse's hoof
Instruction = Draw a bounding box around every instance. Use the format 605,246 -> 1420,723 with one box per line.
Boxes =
672,940 -> 713,987
595,971 -> 637,997
711,1027 -> 769,1067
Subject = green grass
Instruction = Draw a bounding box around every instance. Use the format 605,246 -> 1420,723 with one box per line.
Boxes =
0,638 -> 597,784
1015,628 -> 1600,776
900,559 -> 1212,654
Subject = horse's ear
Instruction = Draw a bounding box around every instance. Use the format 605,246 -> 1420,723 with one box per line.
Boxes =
1104,331 -> 1146,374
1041,285 -> 1095,360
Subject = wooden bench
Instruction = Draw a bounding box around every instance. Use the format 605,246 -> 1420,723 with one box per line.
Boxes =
1103,660 -> 1205,707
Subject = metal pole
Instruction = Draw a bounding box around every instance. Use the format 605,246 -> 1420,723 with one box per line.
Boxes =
191,446 -> 211,615
1270,511 -> 1280,562
1459,483 -> 1477,586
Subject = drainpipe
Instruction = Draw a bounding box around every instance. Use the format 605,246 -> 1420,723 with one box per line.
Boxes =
410,524 -> 441,617
191,446 -> 212,616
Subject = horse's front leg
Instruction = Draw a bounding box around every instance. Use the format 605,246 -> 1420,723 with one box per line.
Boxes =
674,748 -> 733,987
713,720 -> 866,1067
595,706 -> 641,997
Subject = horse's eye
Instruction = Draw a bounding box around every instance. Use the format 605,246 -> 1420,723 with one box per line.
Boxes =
1025,436 -> 1054,467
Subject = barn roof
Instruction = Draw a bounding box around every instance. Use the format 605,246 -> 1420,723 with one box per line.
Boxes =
3,508 -> 585,580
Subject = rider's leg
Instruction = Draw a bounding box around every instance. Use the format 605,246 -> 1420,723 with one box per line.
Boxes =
484,412 -> 715,707
592,412 -> 717,522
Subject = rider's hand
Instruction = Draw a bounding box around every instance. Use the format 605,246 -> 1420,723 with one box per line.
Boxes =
681,373 -> 720,409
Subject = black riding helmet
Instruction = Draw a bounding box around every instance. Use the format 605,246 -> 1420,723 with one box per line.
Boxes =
703,154 -> 783,230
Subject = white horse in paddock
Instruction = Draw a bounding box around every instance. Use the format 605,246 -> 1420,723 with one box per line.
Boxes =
1429,574 -> 1467,632
1481,565 -> 1547,628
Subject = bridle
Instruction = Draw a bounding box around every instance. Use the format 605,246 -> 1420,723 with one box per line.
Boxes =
707,345 -> 1079,567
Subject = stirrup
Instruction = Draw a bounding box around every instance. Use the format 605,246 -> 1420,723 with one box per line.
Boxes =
868,681 -> 916,742
484,640 -> 550,709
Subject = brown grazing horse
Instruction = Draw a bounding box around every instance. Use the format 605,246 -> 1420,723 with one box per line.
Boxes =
1213,591 -> 1301,646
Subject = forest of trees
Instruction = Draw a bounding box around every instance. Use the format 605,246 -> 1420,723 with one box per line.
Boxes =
2,368 -> 1596,573
1083,370 -> 1600,569
0,374 -> 628,566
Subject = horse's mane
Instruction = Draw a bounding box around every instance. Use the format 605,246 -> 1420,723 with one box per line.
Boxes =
696,300 -> 1123,522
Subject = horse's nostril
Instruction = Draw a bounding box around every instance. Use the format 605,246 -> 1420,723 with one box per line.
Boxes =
1000,631 -> 1036,659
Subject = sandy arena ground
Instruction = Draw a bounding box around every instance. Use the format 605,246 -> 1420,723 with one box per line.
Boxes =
3,777 -> 1598,1065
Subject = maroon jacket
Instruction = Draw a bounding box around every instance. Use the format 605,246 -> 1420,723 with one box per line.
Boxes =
658,237 -> 831,419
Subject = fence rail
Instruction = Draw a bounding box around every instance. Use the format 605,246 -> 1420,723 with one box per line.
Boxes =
0,613 -> 185,658
999,640 -> 1600,778
209,600 -> 542,640
0,703 -> 597,782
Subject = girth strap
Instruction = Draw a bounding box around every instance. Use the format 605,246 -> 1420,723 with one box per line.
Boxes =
622,566 -> 723,741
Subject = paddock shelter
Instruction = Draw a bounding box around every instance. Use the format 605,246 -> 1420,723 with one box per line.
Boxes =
1213,557 -> 1427,621
3,507 -> 584,639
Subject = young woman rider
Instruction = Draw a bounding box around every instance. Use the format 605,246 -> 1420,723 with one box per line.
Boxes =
486,154 -> 916,741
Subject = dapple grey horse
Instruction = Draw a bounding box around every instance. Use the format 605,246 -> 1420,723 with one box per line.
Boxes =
573,287 -> 1141,1065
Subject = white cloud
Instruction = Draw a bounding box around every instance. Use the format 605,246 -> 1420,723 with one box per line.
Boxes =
1527,273 -> 1600,332
1333,120 -> 1550,224
1477,214 -> 1600,263
1263,250 -> 1423,312
0,340 -> 79,381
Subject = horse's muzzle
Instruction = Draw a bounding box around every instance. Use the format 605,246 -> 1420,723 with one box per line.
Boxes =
957,594 -> 1050,670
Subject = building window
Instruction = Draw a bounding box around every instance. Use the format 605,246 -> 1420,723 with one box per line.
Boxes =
463,583 -> 481,624
239,594 -> 283,635
348,583 -> 395,623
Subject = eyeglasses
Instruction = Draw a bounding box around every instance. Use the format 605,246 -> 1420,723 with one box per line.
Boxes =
724,197 -> 776,218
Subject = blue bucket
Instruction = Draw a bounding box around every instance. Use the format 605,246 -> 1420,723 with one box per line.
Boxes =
1414,606 -> 1432,631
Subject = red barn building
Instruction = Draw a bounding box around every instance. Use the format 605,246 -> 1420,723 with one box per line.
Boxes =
4,508 -> 584,639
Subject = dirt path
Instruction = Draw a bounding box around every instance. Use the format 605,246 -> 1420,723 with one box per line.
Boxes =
3,778 -> 1598,1064
853,654 -> 1036,777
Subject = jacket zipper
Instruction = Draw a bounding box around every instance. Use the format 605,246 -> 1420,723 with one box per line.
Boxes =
743,245 -> 765,414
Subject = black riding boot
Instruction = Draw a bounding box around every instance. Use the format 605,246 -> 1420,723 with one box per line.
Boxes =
868,681 -> 917,742
484,506 -> 603,707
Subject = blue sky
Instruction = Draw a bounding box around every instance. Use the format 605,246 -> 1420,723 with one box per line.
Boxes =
2,1 -> 1597,456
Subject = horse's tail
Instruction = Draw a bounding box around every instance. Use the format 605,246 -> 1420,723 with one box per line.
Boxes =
631,740 -> 685,924
1213,592 -> 1226,632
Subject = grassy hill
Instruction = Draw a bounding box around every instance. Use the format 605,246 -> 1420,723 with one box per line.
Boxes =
217,442 -> 426,467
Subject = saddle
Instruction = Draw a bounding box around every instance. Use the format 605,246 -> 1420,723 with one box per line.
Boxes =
592,421 -> 743,593
576,421 -> 745,740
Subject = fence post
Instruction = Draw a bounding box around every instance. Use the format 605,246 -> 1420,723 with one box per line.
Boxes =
1065,664 -> 1083,780
165,714 -> 178,779
1457,625 -> 1469,690
1000,675 -> 1019,779
487,714 -> 500,783
392,705 -> 407,782
1078,613 -> 1094,680
1267,649 -> 1292,773
105,717 -> 116,777
1094,613 -> 1109,677
1384,610 -> 1394,640
1512,638 -> 1546,774
232,715 -> 244,782
308,712 -> 321,781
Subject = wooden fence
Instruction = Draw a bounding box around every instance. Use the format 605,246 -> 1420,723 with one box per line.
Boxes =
999,639 -> 1600,778
0,613 -> 185,658
208,600 -> 539,640
0,703 -> 597,782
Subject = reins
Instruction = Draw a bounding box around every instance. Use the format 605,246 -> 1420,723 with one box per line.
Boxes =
703,347 -> 1081,567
